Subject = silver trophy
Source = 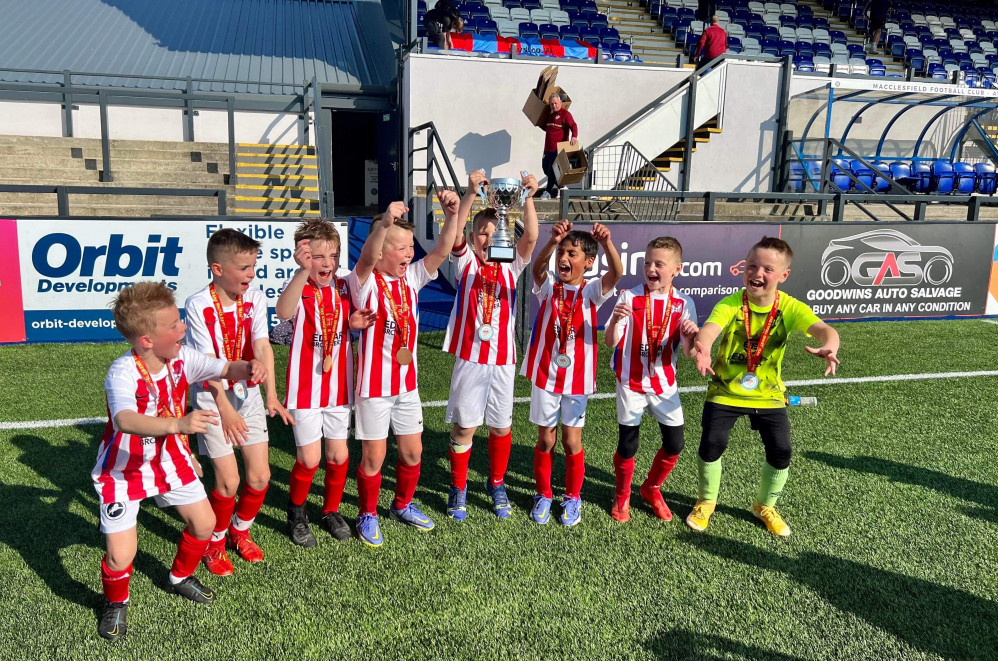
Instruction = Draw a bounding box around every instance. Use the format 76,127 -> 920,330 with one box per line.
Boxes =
477,172 -> 529,263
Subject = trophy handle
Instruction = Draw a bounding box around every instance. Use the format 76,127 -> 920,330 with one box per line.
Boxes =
477,181 -> 487,206
519,170 -> 530,206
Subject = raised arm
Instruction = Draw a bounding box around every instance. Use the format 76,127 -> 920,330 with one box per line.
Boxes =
456,170 -> 488,250
532,219 -> 571,288
423,188 -> 463,276
591,222 -> 622,295
275,240 -> 312,320
355,201 -> 408,285
517,172 -> 540,260
804,320 -> 841,376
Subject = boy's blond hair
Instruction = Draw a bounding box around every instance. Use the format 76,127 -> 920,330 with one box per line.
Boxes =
646,236 -> 683,260
294,218 -> 341,248
112,282 -> 176,341
472,207 -> 499,230
206,228 -> 261,265
751,236 -> 794,264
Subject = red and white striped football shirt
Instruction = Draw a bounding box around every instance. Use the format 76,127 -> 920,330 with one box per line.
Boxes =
521,273 -> 613,395
611,285 -> 696,396
284,278 -> 354,409
443,242 -> 528,365
184,285 -> 268,399
349,260 -> 437,398
92,346 -> 226,504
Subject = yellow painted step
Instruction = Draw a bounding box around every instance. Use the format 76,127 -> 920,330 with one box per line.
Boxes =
234,195 -> 318,202
233,208 -> 320,215
237,162 -> 317,169
238,173 -> 318,181
235,152 -> 317,159
236,184 -> 319,192
238,143 -> 315,150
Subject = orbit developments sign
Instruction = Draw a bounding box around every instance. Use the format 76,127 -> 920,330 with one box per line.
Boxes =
778,224 -> 993,320
2,219 -> 347,344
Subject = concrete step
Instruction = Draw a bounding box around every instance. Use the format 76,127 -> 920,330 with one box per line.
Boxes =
0,192 -> 227,206
101,171 -> 228,185
237,143 -> 316,155
2,167 -> 98,182
234,187 -> 317,200
230,207 -> 320,217
0,202 -> 227,217
232,197 -> 320,211
234,153 -> 316,165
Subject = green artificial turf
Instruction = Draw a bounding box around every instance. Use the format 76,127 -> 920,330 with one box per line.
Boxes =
1,319 -> 997,659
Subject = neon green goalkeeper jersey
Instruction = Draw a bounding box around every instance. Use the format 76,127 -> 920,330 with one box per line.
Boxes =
704,289 -> 820,408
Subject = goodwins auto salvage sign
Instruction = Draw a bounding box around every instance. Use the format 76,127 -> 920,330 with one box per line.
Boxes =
779,224 -> 993,320
2,219 -> 346,344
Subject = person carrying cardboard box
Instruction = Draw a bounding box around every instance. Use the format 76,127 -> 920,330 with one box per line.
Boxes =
539,93 -> 578,199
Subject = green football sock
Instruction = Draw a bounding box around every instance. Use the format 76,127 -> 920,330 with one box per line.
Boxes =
698,458 -> 722,501
756,462 -> 790,508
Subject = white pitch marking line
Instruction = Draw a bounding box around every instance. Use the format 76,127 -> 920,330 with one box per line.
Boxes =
980,319 -> 998,326
3,369 -> 998,432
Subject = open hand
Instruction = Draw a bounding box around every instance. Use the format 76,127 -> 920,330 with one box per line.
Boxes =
350,308 -> 377,329
805,346 -> 840,376
219,407 -> 250,446
694,340 -> 715,376
266,396 -> 295,426
178,409 -> 219,436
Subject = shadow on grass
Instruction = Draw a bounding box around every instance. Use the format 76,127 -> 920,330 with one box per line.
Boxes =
644,629 -> 809,660
683,534 -> 998,659
805,451 -> 998,524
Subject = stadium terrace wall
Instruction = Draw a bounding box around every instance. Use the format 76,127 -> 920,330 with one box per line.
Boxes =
406,56 -> 798,194
0,218 -> 347,344
526,221 -> 998,328
0,100 -> 311,145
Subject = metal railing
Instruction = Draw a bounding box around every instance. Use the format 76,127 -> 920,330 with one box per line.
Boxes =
585,142 -> 680,220
0,184 -> 228,216
0,67 -> 315,210
407,121 -> 465,239
559,188 -> 998,222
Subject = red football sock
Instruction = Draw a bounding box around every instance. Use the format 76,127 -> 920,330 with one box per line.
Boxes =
288,460 -> 318,507
488,431 -> 512,486
207,489 -> 236,542
393,460 -> 421,510
448,445 -> 471,490
613,452 -> 635,508
533,447 -> 553,499
564,449 -> 586,499
644,449 -> 680,489
170,528 -> 209,580
231,483 -> 268,531
322,460 -> 349,514
101,556 -> 131,603
356,467 -> 382,515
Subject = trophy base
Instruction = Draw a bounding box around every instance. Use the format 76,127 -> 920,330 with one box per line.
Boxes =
488,245 -> 516,263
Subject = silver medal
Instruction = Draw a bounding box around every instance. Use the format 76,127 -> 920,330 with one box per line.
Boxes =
477,325 -> 495,342
740,373 -> 760,391
232,382 -> 248,400
554,353 -> 572,369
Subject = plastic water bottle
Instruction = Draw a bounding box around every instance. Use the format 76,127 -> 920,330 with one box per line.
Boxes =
786,395 -> 818,406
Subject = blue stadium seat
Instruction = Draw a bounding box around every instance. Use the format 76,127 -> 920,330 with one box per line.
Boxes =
831,159 -> 853,191
788,161 -> 805,192
779,40 -> 797,57
911,161 -> 932,193
728,36 -> 742,53
519,22 -> 540,37
579,26 -> 600,43
850,159 -> 875,190
829,30 -> 847,45
932,161 -> 956,194
589,13 -> 608,28
536,22 -> 559,38
478,18 -> 499,34
522,0 -> 541,9
599,27 -> 620,43
953,162 -> 976,194
560,24 -> 581,39
889,162 -> 914,191
976,162 -> 998,194
761,39 -> 780,56
872,162 -> 892,192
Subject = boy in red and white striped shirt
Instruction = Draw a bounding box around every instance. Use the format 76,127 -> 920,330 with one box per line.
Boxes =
94,282 -> 265,641
604,237 -> 699,523
522,220 -> 622,526
443,169 -> 539,521
275,220 -> 375,546
348,192 -> 462,546
184,229 -> 292,576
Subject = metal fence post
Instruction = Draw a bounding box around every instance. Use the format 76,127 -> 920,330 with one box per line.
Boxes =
681,73 -> 698,191
832,192 -> 844,222
914,200 -> 926,220
217,188 -> 227,216
62,70 -> 74,138
99,90 -> 113,182
702,191 -> 714,221
184,77 -> 195,142
227,96 -> 238,185
967,195 -> 982,221
57,186 -> 70,216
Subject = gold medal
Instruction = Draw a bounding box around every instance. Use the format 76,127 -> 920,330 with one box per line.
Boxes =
397,348 -> 413,365
323,355 -> 333,372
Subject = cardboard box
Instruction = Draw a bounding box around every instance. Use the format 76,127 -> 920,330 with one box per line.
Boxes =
523,66 -> 572,127
552,141 -> 588,186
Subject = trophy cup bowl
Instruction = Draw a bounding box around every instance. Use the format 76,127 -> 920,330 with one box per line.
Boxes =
478,176 -> 528,263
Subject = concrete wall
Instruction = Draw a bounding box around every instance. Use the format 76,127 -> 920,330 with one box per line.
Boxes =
404,54 -> 690,188
0,99 -> 312,145
687,60 -> 784,192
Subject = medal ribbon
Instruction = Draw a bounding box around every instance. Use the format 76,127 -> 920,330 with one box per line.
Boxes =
644,286 -> 675,369
209,283 -> 245,389
375,272 -> 411,350
742,290 -> 780,374
554,283 -> 584,355
478,260 -> 499,330
311,280 -> 341,362
132,350 -> 190,451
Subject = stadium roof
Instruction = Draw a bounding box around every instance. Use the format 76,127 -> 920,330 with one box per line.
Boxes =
0,0 -> 395,94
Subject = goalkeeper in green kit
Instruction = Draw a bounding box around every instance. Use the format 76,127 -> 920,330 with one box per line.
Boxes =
688,237 -> 840,537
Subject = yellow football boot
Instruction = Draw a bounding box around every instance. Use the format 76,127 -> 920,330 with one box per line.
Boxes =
752,502 -> 791,537
685,499 -> 716,532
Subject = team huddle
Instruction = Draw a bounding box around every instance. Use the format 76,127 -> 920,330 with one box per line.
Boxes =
90,172 -> 840,641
